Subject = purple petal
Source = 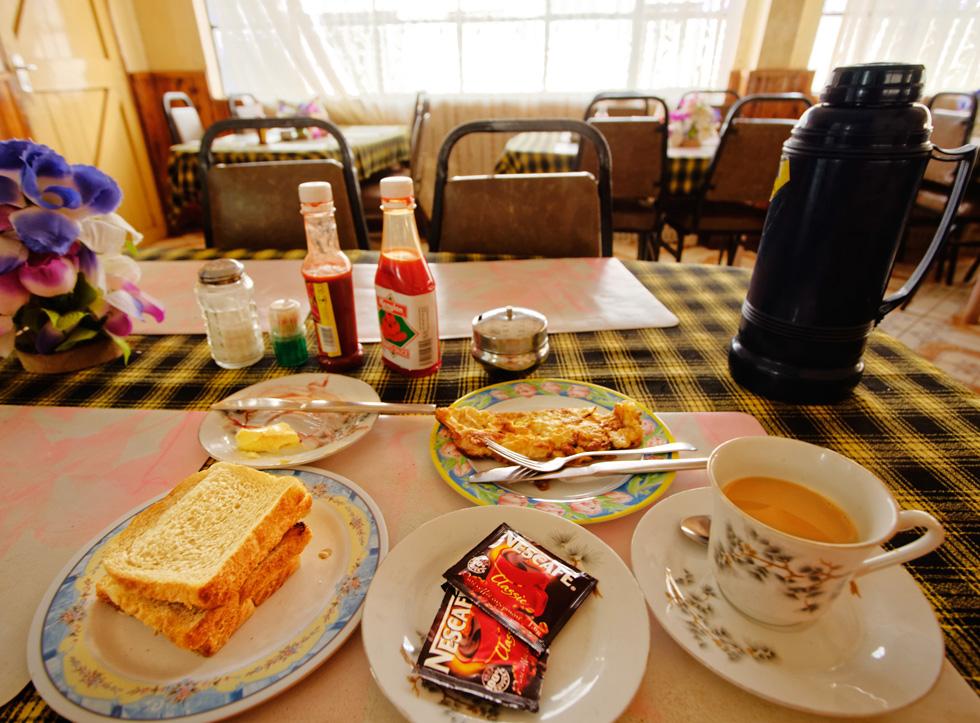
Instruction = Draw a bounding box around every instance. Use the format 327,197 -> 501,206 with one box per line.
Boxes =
18,254 -> 77,297
71,164 -> 122,215
105,280 -> 165,323
35,320 -> 65,354
0,235 -> 28,274
0,175 -> 23,205
102,306 -> 133,336
0,139 -> 36,171
20,146 -> 76,210
11,207 -> 81,255
0,269 -> 30,314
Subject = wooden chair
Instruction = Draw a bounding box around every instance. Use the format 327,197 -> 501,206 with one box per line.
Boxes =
163,91 -> 204,144
198,117 -> 370,251
656,94 -> 811,264
429,118 -> 612,257
677,89 -> 741,120
579,110 -> 672,259
584,91 -> 668,120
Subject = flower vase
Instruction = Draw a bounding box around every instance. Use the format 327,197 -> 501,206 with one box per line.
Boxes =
16,338 -> 123,374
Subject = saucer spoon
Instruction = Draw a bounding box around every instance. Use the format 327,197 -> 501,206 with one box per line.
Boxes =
680,514 -> 711,546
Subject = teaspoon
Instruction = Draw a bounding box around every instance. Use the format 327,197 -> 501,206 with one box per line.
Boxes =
680,514 -> 711,546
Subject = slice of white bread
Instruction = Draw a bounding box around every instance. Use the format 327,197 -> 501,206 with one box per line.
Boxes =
97,521 -> 312,656
101,462 -> 313,609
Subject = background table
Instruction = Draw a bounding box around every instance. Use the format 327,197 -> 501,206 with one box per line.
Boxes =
2,249 -> 978,722
494,131 -> 715,195
166,125 -> 410,225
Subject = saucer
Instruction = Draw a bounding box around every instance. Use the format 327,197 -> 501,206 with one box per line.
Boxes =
630,488 -> 944,717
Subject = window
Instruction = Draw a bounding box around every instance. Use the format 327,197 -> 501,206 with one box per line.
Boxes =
808,0 -> 980,96
204,0 -> 746,104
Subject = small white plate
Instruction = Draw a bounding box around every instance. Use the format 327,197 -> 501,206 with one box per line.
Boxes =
200,373 -> 380,467
630,488 -> 945,717
28,467 -> 387,723
430,378 -> 678,524
361,504 -> 650,722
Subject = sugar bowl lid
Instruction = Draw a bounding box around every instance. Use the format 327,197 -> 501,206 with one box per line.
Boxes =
472,306 -> 548,355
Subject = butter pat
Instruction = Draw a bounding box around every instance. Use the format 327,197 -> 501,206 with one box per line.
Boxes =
236,422 -> 300,452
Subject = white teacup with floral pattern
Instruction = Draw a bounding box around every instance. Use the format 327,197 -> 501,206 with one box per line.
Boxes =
706,436 -> 944,629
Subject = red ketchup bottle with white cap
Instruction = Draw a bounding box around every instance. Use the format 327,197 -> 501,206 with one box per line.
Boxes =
374,176 -> 441,377
299,181 -> 363,372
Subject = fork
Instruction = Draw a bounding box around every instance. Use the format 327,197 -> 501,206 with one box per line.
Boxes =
485,439 -> 697,475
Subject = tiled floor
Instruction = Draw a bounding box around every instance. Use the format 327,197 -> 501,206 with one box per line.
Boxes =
144,230 -> 980,394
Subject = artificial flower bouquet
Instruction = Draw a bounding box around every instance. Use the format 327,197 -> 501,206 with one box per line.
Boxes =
0,139 -> 164,364
668,95 -> 721,147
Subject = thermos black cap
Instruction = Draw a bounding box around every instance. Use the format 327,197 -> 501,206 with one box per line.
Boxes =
820,63 -> 925,106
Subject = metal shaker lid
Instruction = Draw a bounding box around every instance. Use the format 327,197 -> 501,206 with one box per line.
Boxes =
820,63 -> 925,106
198,258 -> 246,285
472,306 -> 548,355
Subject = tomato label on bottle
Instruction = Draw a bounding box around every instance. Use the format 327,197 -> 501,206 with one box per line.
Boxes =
376,288 -> 438,369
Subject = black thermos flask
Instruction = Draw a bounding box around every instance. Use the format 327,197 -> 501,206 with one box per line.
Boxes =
729,63 -> 977,403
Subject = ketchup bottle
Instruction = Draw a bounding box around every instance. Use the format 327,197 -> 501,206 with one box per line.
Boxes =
299,181 -> 363,371
374,176 -> 440,377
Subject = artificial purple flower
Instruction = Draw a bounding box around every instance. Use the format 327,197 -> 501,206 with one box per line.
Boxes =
0,175 -> 23,206
72,165 -> 122,216
11,206 -> 81,255
0,269 -> 30,315
18,254 -> 77,297
102,306 -> 133,337
0,235 -> 28,274
0,139 -> 35,171
34,319 -> 67,354
19,144 -> 79,210
104,276 -> 165,323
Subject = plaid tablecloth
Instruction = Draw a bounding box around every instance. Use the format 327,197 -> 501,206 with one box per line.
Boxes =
493,131 -> 712,195
2,249 -> 979,720
167,125 -> 410,225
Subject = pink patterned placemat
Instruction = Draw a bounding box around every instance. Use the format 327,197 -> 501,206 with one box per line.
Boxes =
134,257 -> 677,340
0,405 -> 209,703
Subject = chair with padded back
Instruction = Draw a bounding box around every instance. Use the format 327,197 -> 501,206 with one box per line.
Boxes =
578,109 -> 672,260
198,117 -> 370,251
163,91 -> 205,144
677,89 -> 741,121
656,94 -> 812,265
228,92 -> 264,118
584,91 -> 668,120
909,92 -> 980,283
429,118 -> 612,257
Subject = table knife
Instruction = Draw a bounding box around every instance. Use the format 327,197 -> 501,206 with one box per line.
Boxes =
211,398 -> 437,415
470,456 -> 709,484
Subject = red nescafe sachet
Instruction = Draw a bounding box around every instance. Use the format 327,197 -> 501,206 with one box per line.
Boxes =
415,586 -> 548,711
442,523 -> 598,653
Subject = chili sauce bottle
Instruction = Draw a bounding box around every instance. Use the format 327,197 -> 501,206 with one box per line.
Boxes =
299,181 -> 363,371
374,176 -> 440,377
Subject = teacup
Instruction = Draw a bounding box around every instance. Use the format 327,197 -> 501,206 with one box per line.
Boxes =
706,436 -> 944,628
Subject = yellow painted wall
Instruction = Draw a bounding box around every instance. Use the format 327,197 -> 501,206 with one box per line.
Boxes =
117,0 -> 206,72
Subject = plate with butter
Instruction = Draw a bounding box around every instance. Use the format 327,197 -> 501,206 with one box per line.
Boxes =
199,373 -> 380,467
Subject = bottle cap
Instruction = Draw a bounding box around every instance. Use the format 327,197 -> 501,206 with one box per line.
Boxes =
380,176 -> 414,201
820,63 -> 925,106
299,181 -> 333,204
198,258 -> 245,285
268,298 -> 304,337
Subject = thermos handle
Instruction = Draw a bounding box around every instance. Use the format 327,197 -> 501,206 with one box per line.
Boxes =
879,144 -> 978,319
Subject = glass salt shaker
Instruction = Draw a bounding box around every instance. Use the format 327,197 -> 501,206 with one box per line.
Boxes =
195,258 -> 265,369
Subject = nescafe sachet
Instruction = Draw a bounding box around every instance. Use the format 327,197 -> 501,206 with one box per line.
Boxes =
443,523 -> 598,653
415,585 -> 548,711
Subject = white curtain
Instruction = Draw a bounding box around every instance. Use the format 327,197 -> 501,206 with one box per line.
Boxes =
827,0 -> 980,94
205,0 -> 746,116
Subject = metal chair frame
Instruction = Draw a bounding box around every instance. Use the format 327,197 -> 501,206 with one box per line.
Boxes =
198,116 -> 370,250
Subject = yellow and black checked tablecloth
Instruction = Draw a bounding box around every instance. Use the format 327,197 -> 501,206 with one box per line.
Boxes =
166,125 -> 411,224
2,249 -> 979,720
493,131 -> 712,195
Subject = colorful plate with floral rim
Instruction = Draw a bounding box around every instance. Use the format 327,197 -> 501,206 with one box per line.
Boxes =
27,466 -> 387,723
630,488 -> 945,716
429,378 -> 678,524
199,373 -> 380,468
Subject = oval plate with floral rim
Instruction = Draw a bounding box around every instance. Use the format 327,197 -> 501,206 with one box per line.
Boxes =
27,466 -> 387,723
199,373 -> 381,468
429,378 -> 678,524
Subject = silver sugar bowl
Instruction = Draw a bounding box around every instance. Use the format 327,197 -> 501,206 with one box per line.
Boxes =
471,306 -> 549,375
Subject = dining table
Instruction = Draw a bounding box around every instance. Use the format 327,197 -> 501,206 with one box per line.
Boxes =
1,248 -> 979,723
166,125 -> 411,226
493,131 -> 716,195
